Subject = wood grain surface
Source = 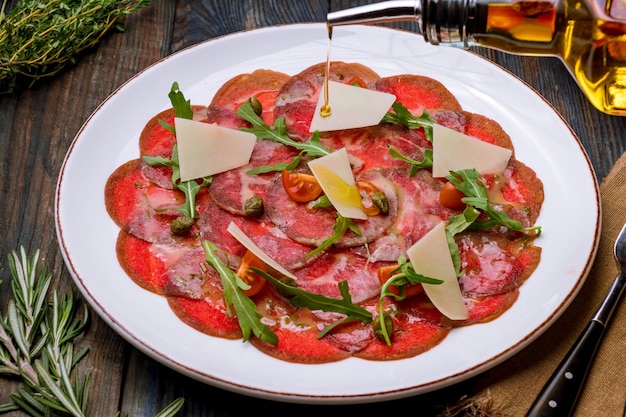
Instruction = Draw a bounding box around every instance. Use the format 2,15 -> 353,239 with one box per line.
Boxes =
1,1 -> 624,416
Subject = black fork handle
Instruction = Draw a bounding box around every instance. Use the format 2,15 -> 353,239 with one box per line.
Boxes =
525,272 -> 626,417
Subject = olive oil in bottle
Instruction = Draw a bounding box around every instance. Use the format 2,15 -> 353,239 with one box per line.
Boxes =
321,25 -> 333,118
327,0 -> 626,116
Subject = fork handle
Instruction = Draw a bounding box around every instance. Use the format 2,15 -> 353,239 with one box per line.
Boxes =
524,319 -> 605,417
525,271 -> 626,417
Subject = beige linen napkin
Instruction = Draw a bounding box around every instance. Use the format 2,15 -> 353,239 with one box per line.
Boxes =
440,151 -> 626,417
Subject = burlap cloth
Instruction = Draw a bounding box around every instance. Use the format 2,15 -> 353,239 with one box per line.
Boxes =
437,151 -> 626,416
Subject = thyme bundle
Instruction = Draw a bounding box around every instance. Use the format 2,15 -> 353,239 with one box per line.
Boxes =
0,248 -> 183,416
0,0 -> 149,94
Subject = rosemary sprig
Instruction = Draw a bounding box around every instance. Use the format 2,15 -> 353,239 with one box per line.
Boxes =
0,247 -> 184,417
0,0 -> 150,94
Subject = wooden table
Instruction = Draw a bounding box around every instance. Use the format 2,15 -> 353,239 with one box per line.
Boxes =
1,1 -> 625,415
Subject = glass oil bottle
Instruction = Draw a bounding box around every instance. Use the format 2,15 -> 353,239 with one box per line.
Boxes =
327,0 -> 626,116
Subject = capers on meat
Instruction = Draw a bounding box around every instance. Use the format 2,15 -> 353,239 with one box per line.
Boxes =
247,96 -> 263,116
371,191 -> 389,215
171,215 -> 195,235
373,312 -> 394,341
244,195 -> 264,217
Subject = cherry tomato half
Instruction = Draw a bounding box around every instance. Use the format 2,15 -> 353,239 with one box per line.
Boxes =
236,251 -> 267,297
346,76 -> 368,88
439,181 -> 467,211
282,170 -> 323,203
357,180 -> 382,216
377,265 -> 424,298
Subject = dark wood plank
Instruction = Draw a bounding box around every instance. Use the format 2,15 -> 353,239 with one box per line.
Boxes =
0,1 -> 176,415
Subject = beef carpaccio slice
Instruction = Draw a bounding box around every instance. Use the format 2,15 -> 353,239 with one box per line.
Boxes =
104,60 -> 545,364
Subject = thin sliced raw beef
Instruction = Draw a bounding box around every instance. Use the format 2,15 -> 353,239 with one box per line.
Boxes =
293,251 -> 383,304
116,231 -> 171,294
208,139 -> 299,217
198,200 -> 247,262
265,169 -> 398,249
463,111 -> 515,154
499,159 -> 545,227
239,219 -> 322,270
354,296 -> 452,361
273,61 -> 381,141
248,286 -> 351,363
457,232 -> 541,297
371,74 -> 463,114
105,159 -> 209,244
385,168 -> 456,245
455,290 -> 520,326
321,124 -> 430,173
207,69 -> 290,126
168,296 -> 243,339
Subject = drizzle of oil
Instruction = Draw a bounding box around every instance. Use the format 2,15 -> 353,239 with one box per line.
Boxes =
321,24 -> 333,118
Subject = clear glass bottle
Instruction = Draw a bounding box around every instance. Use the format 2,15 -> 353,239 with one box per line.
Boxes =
327,0 -> 626,116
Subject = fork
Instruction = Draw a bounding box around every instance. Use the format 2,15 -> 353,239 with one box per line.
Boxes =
525,222 -> 626,417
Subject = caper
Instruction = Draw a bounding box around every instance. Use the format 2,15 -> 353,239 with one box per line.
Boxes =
373,312 -> 394,341
371,191 -> 389,215
244,195 -> 264,217
247,96 -> 263,116
170,215 -> 194,235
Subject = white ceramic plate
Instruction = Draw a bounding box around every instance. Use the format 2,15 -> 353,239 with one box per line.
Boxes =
55,24 -> 600,404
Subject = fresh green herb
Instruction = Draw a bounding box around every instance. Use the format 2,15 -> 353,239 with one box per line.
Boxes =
306,214 -> 361,257
0,0 -> 149,94
376,256 -> 443,345
447,169 -> 542,235
307,194 -> 333,210
381,102 -> 436,139
167,81 -> 193,120
255,272 -> 372,338
0,247 -> 184,417
382,102 -> 437,175
246,152 -> 303,175
388,146 -> 433,177
142,82 -> 211,219
237,101 -> 331,158
201,241 -> 278,345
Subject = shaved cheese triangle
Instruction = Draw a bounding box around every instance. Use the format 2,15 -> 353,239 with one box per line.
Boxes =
226,222 -> 297,281
432,124 -> 512,178
308,148 -> 368,220
309,81 -> 396,132
406,222 -> 468,320
175,117 -> 256,182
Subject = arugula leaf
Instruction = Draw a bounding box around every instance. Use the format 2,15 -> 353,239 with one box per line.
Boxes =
246,152 -> 304,175
236,102 -> 330,157
307,194 -> 333,209
306,214 -> 361,257
202,241 -> 278,345
447,169 -> 542,235
388,146 -> 433,176
381,102 -> 436,140
256,272 -> 372,339
142,82 -> 211,219
168,81 -> 193,119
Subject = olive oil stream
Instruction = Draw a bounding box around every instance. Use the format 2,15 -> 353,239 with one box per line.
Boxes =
321,25 -> 333,118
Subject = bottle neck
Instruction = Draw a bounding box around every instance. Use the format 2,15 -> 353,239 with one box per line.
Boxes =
422,0 -> 476,47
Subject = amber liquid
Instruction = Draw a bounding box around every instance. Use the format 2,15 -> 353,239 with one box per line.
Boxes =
473,0 -> 626,116
321,25 -> 333,118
